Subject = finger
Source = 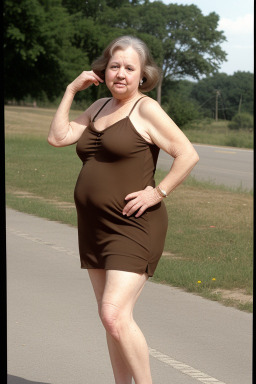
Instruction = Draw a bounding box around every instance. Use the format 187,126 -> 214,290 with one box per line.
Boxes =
80,72 -> 102,85
86,75 -> 101,85
85,78 -> 101,88
124,191 -> 140,200
122,200 -> 136,215
92,77 -> 103,86
123,199 -> 140,216
125,202 -> 142,217
90,71 -> 104,83
135,205 -> 147,218
75,76 -> 96,89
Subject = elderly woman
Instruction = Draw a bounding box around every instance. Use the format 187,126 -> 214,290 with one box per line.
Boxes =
48,35 -> 199,384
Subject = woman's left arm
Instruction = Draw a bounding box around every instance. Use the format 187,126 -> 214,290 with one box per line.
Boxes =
123,98 -> 199,217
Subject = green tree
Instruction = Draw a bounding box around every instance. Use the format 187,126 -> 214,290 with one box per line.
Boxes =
96,1 -> 227,103
191,72 -> 254,120
141,2 -> 227,103
62,0 -> 156,101
4,0 -> 228,107
62,0 -> 142,17
162,79 -> 201,127
4,0 -> 87,101
226,72 -> 254,117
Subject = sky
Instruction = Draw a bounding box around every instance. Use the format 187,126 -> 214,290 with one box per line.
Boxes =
160,0 -> 254,75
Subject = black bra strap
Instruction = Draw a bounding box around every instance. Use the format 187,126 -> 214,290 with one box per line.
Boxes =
92,98 -> 112,122
128,96 -> 148,117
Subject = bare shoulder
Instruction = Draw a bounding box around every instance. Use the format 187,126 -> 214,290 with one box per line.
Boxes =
139,96 -> 160,113
90,97 -> 111,109
71,97 -> 111,125
136,96 -> 191,153
138,96 -> 177,131
85,97 -> 111,120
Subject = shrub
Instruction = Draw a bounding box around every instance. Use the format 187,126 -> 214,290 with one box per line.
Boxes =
228,113 -> 254,131
163,96 -> 201,128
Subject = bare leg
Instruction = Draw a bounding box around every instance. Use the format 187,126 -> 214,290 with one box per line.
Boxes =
106,331 -> 132,384
101,270 -> 152,384
88,269 -> 133,384
105,276 -> 147,384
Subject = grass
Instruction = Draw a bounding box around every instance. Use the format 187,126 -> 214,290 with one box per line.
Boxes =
183,119 -> 253,149
5,106 -> 253,312
154,171 -> 253,312
5,105 -> 254,149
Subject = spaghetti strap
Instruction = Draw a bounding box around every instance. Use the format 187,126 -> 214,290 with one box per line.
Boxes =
92,98 -> 112,122
128,96 -> 148,117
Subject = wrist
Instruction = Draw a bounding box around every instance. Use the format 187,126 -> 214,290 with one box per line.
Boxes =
66,83 -> 77,96
153,188 -> 163,202
155,185 -> 168,198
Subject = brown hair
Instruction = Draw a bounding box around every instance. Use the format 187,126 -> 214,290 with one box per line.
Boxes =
91,35 -> 161,92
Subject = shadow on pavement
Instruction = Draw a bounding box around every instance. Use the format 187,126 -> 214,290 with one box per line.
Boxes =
8,376 -> 51,384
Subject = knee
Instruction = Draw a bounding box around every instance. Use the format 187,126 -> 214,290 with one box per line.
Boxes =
100,302 -> 124,341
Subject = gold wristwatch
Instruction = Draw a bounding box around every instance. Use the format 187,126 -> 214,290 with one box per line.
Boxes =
156,185 -> 167,198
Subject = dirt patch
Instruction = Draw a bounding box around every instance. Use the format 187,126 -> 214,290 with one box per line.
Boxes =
162,251 -> 186,260
213,288 -> 253,304
5,106 -> 83,137
12,190 -> 75,209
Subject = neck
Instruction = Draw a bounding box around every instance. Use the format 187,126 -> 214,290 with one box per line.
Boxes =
111,92 -> 143,107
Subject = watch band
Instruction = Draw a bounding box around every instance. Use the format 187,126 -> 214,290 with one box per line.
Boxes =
156,185 -> 167,198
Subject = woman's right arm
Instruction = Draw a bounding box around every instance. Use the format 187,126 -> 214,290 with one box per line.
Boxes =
47,71 -> 104,147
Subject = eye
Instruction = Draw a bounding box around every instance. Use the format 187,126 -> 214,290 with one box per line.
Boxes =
127,67 -> 134,71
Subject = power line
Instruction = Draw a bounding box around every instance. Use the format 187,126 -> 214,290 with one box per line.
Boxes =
198,95 -> 216,109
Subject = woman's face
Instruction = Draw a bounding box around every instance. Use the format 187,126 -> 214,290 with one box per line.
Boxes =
105,47 -> 142,99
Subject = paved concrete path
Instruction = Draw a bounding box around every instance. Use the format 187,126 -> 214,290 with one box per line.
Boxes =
157,145 -> 253,190
6,208 -> 252,384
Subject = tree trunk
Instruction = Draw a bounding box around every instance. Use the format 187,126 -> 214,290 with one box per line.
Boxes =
156,76 -> 162,105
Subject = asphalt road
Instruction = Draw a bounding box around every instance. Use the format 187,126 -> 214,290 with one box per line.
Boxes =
6,208 -> 252,384
157,144 -> 253,191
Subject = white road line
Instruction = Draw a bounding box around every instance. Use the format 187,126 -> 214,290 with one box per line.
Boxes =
149,348 -> 227,384
7,226 -> 227,384
6,227 -> 79,259
214,150 -> 237,154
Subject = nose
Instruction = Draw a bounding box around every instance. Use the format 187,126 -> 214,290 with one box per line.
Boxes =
117,67 -> 125,79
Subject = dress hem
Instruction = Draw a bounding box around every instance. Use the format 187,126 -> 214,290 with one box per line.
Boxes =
80,265 -> 153,277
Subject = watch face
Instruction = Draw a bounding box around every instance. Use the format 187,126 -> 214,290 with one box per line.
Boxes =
156,186 -> 167,197
162,190 -> 167,197
158,187 -> 167,197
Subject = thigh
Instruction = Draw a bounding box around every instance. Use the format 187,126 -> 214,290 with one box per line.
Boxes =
88,269 -> 106,306
103,270 -> 148,313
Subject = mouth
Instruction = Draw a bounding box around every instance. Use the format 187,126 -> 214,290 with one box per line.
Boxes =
114,82 -> 126,86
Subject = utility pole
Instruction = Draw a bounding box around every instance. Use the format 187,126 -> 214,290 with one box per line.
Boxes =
215,90 -> 220,121
238,94 -> 242,114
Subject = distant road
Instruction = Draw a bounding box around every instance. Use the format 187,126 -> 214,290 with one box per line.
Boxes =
157,144 -> 253,190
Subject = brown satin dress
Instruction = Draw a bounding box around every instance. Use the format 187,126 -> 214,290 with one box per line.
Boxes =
74,96 -> 168,277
